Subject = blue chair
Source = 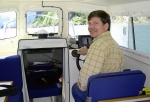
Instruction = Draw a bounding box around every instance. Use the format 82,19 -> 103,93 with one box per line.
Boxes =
0,55 -> 23,102
86,70 -> 146,102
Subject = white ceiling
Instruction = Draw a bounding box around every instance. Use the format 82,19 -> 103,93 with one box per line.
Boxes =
1,0 -> 150,6
80,0 -> 150,6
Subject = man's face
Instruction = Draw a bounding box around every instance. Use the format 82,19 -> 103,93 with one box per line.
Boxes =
88,17 -> 108,38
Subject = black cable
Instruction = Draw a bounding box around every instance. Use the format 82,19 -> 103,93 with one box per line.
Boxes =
76,54 -> 81,71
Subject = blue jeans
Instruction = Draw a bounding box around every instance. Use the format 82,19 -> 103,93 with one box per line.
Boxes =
72,83 -> 87,102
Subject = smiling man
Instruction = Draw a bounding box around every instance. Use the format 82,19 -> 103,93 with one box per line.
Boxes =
72,10 -> 124,102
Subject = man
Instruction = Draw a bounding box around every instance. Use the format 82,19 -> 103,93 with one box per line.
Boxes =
72,10 -> 124,102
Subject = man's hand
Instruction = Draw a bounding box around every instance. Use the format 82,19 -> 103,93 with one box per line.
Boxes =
59,77 -> 63,83
77,46 -> 88,55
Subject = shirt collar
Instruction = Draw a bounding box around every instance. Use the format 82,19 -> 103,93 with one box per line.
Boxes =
93,31 -> 110,42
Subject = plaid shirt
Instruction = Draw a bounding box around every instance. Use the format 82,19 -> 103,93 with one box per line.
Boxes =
77,31 -> 124,91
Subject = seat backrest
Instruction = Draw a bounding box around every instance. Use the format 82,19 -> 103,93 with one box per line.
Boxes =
87,70 -> 146,102
0,55 -> 23,90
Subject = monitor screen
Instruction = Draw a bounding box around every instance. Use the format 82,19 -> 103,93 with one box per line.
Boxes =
78,35 -> 93,48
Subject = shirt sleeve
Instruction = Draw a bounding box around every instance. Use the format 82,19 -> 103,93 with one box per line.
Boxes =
78,44 -> 106,91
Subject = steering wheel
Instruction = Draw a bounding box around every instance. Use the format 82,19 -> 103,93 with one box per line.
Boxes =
71,35 -> 93,71
72,48 -> 89,71
71,50 -> 82,71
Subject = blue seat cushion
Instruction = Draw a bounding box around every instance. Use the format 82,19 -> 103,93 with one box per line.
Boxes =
87,70 -> 146,102
8,92 -> 23,102
0,55 -> 23,102
28,84 -> 62,98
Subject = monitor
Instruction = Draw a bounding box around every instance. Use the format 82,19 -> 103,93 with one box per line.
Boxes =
78,35 -> 93,48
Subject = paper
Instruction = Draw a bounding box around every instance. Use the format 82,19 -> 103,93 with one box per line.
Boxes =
118,97 -> 150,102
0,81 -> 12,85
0,97 -> 5,102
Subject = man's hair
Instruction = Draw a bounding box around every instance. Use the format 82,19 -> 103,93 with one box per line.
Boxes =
88,10 -> 111,31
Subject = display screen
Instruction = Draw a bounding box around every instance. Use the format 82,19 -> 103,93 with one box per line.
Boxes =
78,35 -> 93,48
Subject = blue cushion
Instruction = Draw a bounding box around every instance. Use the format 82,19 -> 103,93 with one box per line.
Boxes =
0,55 -> 23,90
87,70 -> 146,102
0,55 -> 23,102
8,93 -> 23,102
28,84 -> 62,98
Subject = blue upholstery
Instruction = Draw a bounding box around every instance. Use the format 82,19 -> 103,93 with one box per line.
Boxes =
28,84 -> 62,98
0,55 -> 23,102
87,70 -> 146,102
8,92 -> 23,102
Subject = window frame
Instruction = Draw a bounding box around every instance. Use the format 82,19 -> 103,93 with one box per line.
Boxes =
25,8 -> 63,36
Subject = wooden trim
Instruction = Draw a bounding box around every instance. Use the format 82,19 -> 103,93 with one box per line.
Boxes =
99,95 -> 150,102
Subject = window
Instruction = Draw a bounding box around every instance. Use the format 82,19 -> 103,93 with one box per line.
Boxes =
129,17 -> 150,54
0,11 -> 17,39
111,16 -> 129,48
111,16 -> 150,55
26,11 -> 59,34
68,11 -> 89,38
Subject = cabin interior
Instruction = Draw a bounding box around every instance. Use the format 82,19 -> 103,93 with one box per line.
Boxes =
0,0 -> 150,102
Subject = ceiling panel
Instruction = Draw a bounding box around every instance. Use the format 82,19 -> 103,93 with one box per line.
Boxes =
79,0 -> 150,6
1,0 -> 150,6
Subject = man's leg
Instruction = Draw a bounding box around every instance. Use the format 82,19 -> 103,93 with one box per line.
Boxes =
72,83 -> 86,102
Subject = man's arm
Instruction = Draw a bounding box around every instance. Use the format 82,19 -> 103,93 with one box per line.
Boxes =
78,45 -> 105,91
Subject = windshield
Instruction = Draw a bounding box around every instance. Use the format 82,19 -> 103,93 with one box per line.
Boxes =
0,11 -> 17,39
26,11 -> 59,34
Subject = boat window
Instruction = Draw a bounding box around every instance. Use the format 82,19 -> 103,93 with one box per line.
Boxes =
111,16 -> 129,48
26,11 -> 59,35
0,11 -> 17,39
111,16 -> 150,55
129,16 -> 150,54
68,11 -> 89,38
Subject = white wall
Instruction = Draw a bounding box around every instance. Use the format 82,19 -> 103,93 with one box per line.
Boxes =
122,47 -> 150,88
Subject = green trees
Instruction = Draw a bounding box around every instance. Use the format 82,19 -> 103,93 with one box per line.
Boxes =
29,11 -> 58,27
69,11 -> 88,25
29,11 -> 88,27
